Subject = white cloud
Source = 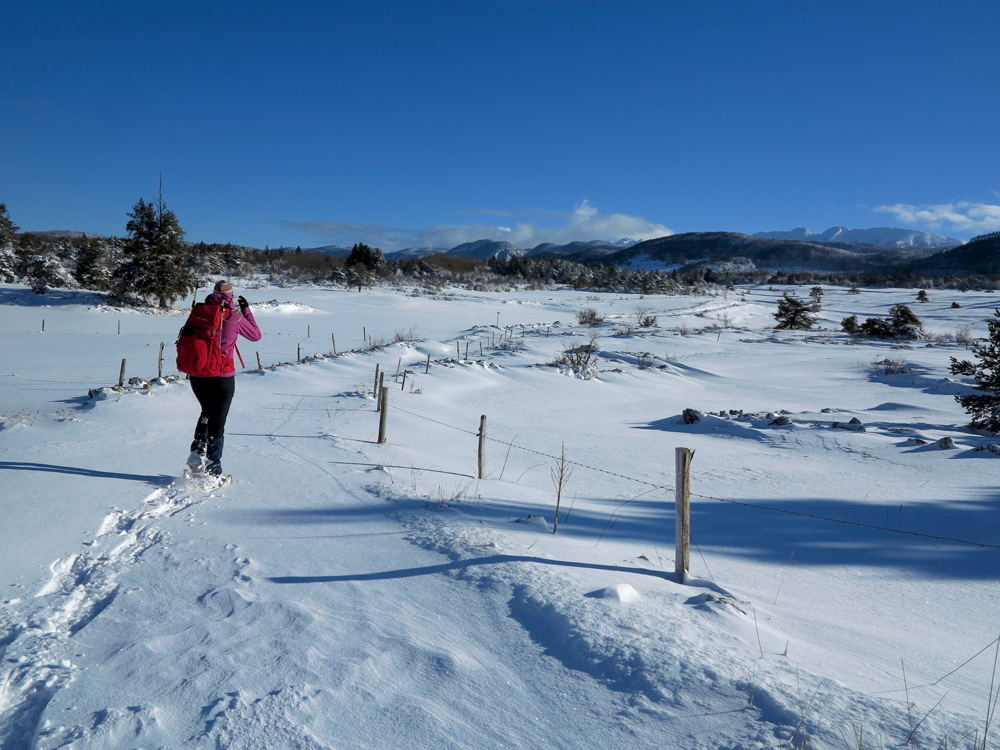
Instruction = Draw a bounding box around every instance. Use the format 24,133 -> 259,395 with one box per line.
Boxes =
280,201 -> 672,250
873,201 -> 1000,234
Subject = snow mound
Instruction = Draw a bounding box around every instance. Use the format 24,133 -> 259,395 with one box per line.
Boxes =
601,583 -> 640,604
253,299 -> 317,314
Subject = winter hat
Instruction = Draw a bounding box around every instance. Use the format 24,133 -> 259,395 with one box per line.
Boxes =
214,280 -> 233,295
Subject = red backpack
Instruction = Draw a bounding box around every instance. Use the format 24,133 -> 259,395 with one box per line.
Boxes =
176,303 -> 227,377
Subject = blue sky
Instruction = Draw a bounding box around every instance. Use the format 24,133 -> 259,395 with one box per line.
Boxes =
2,1 -> 998,249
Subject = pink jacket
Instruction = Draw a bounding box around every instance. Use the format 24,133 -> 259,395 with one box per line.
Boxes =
206,292 -> 262,376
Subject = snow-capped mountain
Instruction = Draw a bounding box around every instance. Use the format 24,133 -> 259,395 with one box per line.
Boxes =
753,226 -> 961,248
448,239 -> 524,260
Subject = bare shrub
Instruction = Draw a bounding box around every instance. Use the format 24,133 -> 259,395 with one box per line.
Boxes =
635,307 -> 658,327
393,327 -> 418,343
956,325 -> 974,347
872,357 -> 908,375
551,331 -> 600,371
550,443 -> 573,533
577,307 -> 604,326
637,353 -> 654,370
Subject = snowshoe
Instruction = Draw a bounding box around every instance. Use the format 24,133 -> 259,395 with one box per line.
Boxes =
186,450 -> 207,476
183,470 -> 233,489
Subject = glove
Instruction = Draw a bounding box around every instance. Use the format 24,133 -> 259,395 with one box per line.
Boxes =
238,295 -> 250,312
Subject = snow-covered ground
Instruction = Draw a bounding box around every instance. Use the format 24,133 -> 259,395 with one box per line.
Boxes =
1,281 -> 998,749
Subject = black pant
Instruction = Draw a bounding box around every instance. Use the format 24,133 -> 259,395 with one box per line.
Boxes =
190,376 -> 236,441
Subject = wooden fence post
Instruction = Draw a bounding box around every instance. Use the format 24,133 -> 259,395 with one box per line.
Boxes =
675,447 -> 693,583
401,370 -> 408,391
332,333 -> 336,355
118,358 -> 127,387
308,325 -> 311,339
456,341 -> 460,359
256,351 -> 262,369
297,343 -> 301,362
41,319 -> 45,333
395,357 -> 402,381
425,353 -> 430,374
158,342 -> 164,378
118,319 -> 121,335
465,341 -> 469,359
378,387 -> 389,443
478,415 -> 487,479
377,372 -> 385,410
373,364 -> 380,399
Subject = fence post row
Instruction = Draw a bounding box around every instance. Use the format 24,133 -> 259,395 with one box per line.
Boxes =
675,447 -> 693,584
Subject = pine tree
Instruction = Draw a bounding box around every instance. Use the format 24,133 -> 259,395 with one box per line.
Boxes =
841,315 -> 860,334
26,253 -> 73,294
0,203 -> 19,245
950,309 -> 1000,433
916,289 -> 930,303
346,242 -> 386,271
887,303 -> 923,338
74,238 -> 111,290
113,188 -> 193,308
773,294 -> 816,330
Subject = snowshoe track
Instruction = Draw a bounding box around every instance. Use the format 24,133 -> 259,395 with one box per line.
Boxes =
0,476 -> 226,750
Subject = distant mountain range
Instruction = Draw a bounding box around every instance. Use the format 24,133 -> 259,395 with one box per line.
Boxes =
289,227 -> 961,265
752,226 -> 962,248
285,238 -> 637,261
33,224 -> 1000,276
279,228 -> 1000,275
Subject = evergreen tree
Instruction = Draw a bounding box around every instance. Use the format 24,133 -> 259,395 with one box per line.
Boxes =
113,191 -> 193,308
773,294 -> 816,330
887,303 -> 923,338
0,244 -> 18,283
346,242 -> 386,271
855,304 -> 924,339
950,309 -> 1000,433
916,289 -> 930,303
26,253 -> 73,294
74,238 -> 111,290
0,203 -> 19,245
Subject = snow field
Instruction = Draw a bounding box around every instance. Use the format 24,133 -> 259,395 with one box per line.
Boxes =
1,282 -> 999,748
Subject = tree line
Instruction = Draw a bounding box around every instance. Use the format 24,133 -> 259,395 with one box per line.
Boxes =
1,200 -> 997,306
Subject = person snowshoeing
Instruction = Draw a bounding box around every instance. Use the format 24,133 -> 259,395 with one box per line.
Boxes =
187,280 -> 261,478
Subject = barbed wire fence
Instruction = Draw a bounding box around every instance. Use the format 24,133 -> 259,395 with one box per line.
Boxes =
385,396 -> 1000,551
